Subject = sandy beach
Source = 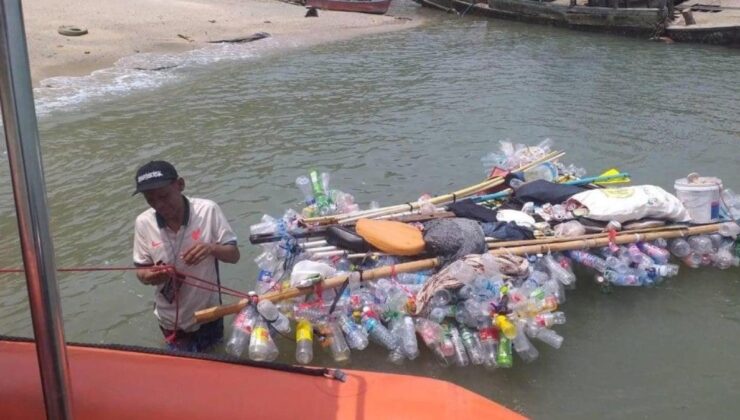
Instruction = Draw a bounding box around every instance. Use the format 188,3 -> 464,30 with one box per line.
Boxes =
21,0 -> 420,87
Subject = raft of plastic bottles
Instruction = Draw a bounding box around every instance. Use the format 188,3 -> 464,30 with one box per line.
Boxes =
226,232 -> 739,368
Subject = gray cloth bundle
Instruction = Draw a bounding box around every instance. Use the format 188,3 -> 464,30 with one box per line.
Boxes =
422,218 -> 487,265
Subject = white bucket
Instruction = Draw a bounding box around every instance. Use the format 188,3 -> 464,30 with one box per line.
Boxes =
674,174 -> 722,224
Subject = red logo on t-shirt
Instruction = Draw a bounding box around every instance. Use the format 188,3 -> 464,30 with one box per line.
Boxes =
191,228 -> 201,241
151,241 -> 162,248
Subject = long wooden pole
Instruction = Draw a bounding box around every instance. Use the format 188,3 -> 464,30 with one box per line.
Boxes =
193,257 -> 440,324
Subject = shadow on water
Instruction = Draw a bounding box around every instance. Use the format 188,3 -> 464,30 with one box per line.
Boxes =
1,7 -> 739,419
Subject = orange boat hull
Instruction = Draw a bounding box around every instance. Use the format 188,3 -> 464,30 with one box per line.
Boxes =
0,339 -> 524,419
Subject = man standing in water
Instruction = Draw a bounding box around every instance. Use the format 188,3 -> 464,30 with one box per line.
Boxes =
132,161 -> 240,352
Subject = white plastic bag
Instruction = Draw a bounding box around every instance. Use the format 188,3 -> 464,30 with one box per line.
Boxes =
290,260 -> 337,288
566,185 -> 690,223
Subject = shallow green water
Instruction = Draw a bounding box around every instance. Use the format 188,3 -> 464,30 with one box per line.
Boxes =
1,4 -> 739,418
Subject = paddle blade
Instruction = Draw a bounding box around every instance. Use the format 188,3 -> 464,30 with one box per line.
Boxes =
595,168 -> 630,185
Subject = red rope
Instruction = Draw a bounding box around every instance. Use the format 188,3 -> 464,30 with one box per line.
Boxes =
0,265 -> 251,299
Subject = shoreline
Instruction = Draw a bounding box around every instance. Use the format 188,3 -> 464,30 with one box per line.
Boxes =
23,0 -> 424,87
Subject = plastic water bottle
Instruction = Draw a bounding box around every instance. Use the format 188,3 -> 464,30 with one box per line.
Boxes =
399,315 -> 419,360
309,170 -> 332,215
460,326 -> 484,365
496,336 -> 513,368
248,319 -> 279,362
648,264 -> 680,278
430,305 -> 454,323
512,321 -> 539,363
295,319 -> 314,364
415,318 -> 451,366
319,321 -> 351,363
226,304 -> 259,357
396,272 -> 428,285
542,254 -> 576,286
718,222 -> 740,238
627,243 -> 655,268
447,325 -> 470,367
534,311 -> 566,328
566,250 -> 607,273
336,314 -> 368,350
712,247 -> 738,269
295,175 -> 314,205
362,312 -> 399,351
637,242 -> 670,264
670,238 -> 692,258
527,325 -> 564,349
479,328 -> 498,369
604,269 -> 641,286
688,235 -> 714,254
257,299 -> 291,334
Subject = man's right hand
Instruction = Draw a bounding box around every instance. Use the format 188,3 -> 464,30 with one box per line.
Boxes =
137,263 -> 172,286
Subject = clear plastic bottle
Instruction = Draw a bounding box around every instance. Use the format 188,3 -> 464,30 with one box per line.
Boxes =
257,299 -> 291,334
295,319 -> 314,365
362,312 -> 399,351
415,318 -> 450,367
636,242 -> 668,265
336,314 -> 368,350
670,238 -> 692,258
460,326 -> 484,365
248,319 -> 279,362
529,326 -> 564,349
396,315 -> 419,360
448,325 -> 470,367
682,253 -> 703,269
542,254 -> 576,286
430,305 -> 454,323
688,235 -> 714,254
295,175 -> 314,205
534,311 -> 566,328
604,269 -> 641,286
479,327 -> 498,369
318,321 -> 351,363
566,250 -> 607,273
226,304 -> 259,357
512,321 -> 539,363
396,272 -> 429,285
627,243 -> 655,268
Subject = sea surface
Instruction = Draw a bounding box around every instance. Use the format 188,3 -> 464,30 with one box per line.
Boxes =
1,2 -> 739,418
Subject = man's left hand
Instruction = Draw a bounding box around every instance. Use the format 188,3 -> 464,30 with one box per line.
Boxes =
182,242 -> 214,266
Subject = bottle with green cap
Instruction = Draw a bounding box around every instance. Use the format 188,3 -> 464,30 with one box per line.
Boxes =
309,170 -> 332,216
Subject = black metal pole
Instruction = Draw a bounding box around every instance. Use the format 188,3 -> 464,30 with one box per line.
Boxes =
0,1 -> 73,418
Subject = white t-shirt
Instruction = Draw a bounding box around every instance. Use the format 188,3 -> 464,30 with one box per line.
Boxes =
133,196 -> 238,332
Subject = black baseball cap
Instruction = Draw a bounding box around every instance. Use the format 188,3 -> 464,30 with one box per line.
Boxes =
133,160 -> 178,195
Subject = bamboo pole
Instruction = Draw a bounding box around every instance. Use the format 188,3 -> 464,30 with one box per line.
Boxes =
303,150 -> 564,225
487,224 -> 692,249
193,257 -> 440,324
488,224 -> 720,256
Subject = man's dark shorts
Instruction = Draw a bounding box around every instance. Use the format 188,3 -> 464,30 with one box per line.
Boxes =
160,318 -> 224,353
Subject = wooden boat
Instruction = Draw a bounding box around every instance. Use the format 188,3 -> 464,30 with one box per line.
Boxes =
305,0 -> 393,14
414,0 -> 666,36
0,337 -> 523,419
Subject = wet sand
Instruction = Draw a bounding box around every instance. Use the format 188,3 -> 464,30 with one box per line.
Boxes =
22,0 -> 420,86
